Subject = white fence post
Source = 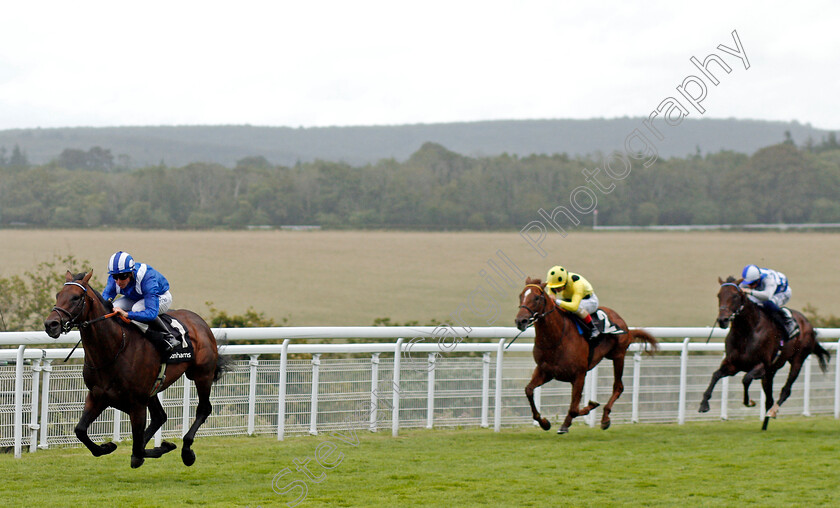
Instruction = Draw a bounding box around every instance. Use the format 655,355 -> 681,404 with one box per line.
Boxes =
803,356 -> 812,417
494,339 -> 504,432
370,353 -> 380,432
181,377 -> 191,437
631,350 -> 641,423
532,386 -> 541,426
154,392 -> 163,447
835,340 -> 840,419
309,354 -> 321,436
29,357 -> 41,454
276,339 -> 290,440
586,365 -> 599,427
480,352 -> 490,428
678,338 -> 689,425
14,345 -> 25,458
721,353 -> 729,420
248,354 -> 259,435
392,339 -> 403,437
39,359 -> 52,449
426,353 -> 436,429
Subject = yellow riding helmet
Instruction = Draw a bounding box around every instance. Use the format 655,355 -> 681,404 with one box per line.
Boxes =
545,265 -> 568,293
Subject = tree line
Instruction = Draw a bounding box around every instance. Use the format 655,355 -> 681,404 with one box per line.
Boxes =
1,138 -> 839,229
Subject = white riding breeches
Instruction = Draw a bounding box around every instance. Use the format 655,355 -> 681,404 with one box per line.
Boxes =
557,292 -> 599,319
747,286 -> 790,310
113,291 -> 173,331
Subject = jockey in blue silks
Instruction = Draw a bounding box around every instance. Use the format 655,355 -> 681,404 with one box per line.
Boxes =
102,251 -> 179,356
739,264 -> 800,342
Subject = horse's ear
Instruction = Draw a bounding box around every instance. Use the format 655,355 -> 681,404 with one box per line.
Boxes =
718,276 -> 724,285
736,277 -> 744,285
65,270 -> 73,282
82,271 -> 93,284
540,282 -> 547,290
525,276 -> 534,284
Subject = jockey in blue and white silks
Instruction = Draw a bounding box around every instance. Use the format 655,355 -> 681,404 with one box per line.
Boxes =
102,251 -> 179,355
738,264 -> 799,341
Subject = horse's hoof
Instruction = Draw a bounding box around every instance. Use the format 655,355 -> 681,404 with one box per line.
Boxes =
746,399 -> 756,407
588,400 -> 600,409
99,442 -> 117,455
698,404 -> 709,413
161,441 -> 177,453
557,427 -> 569,435
539,419 -> 551,431
601,420 -> 611,430
131,455 -> 145,469
182,448 -> 196,467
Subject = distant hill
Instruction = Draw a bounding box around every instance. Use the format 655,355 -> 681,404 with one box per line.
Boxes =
0,118 -> 831,168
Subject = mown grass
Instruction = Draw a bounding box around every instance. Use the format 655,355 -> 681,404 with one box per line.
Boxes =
2,229 -> 840,328
1,417 -> 838,507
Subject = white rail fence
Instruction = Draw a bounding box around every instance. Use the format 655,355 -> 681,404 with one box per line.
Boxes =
2,326 -> 840,459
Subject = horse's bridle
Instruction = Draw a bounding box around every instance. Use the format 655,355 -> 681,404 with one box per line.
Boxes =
718,282 -> 745,325
518,284 -> 557,328
52,282 -> 88,334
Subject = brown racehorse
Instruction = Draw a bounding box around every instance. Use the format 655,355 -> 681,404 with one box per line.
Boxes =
699,276 -> 829,429
44,271 -> 225,468
514,278 -> 658,434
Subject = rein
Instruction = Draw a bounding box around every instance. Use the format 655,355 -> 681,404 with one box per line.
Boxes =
508,284 -> 557,349
54,281 -> 129,363
708,282 -> 746,344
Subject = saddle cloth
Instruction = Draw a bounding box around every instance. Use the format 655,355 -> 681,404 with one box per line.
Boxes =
159,314 -> 194,364
568,309 -> 626,336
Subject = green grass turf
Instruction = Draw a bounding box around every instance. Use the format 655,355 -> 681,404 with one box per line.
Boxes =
1,417 -> 838,507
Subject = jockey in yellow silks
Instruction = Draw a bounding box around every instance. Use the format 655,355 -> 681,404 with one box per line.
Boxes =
545,265 -> 600,340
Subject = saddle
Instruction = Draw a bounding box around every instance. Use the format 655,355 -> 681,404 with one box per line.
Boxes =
158,314 -> 194,364
568,309 -> 626,341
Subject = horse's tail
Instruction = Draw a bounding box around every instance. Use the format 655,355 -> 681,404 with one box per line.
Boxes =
213,354 -> 232,382
812,330 -> 830,374
630,329 -> 659,356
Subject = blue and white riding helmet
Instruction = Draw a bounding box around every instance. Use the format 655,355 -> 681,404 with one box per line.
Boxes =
741,264 -> 764,285
108,251 -> 135,275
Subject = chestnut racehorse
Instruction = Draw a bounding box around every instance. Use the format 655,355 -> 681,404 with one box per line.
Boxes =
44,271 -> 225,468
514,278 -> 658,434
699,276 -> 829,429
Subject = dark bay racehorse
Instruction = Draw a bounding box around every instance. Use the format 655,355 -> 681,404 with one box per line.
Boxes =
514,278 -> 658,434
44,271 -> 224,468
699,277 -> 829,429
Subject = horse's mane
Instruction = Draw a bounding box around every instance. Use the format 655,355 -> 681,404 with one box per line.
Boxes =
724,275 -> 738,283
526,277 -> 544,285
73,272 -> 114,312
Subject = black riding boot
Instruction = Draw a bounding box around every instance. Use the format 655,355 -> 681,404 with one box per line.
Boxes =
145,317 -> 179,357
587,315 -> 601,342
779,309 -> 800,341
769,311 -> 792,345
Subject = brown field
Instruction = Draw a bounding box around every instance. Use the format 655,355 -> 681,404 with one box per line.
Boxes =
1,229 -> 839,328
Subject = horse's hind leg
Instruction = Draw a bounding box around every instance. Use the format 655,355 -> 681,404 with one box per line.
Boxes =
525,368 -> 552,431
182,376 -> 213,466
75,392 -> 118,457
142,395 -> 177,458
600,356 -> 625,430
742,364 -> 765,408
699,361 -> 736,413
768,357 -> 804,418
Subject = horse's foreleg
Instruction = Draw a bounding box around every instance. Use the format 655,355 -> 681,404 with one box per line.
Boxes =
559,373 -> 587,434
75,392 -> 117,457
525,368 -> 551,431
182,377 -> 213,466
742,364 -> 765,408
142,395 -> 177,458
699,362 -> 736,413
600,356 -> 625,430
128,406 -> 147,468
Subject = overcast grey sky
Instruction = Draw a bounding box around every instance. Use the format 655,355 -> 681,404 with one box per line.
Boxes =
0,1 -> 837,131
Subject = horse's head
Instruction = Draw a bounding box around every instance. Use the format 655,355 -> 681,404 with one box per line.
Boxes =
44,270 -> 93,338
716,276 -> 745,329
515,277 -> 552,331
